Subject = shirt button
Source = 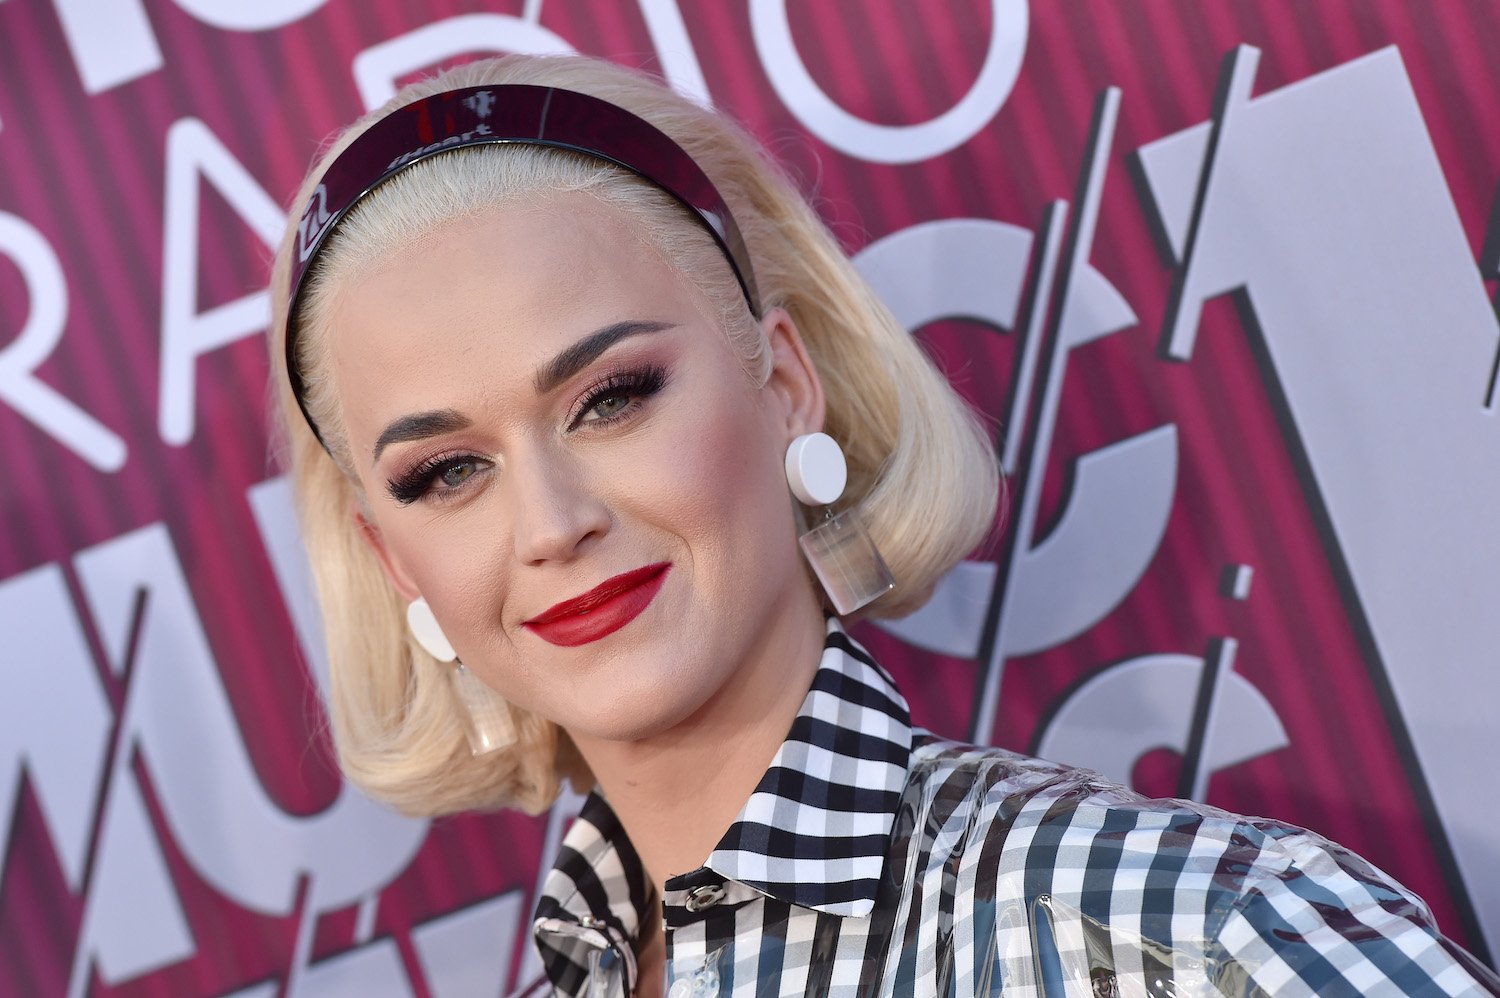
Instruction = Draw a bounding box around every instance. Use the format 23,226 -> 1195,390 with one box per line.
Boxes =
684,884 -> 726,911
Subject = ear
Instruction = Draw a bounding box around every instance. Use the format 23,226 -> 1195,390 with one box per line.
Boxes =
760,307 -> 825,439
354,508 -> 422,603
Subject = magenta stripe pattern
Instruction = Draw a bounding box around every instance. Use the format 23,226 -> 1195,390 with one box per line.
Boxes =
0,1 -> 1496,993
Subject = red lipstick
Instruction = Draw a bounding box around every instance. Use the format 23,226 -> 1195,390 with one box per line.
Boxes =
524,563 -> 670,647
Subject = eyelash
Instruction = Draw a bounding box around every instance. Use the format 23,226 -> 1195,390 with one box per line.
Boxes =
384,363 -> 670,506
567,363 -> 668,430
386,451 -> 482,506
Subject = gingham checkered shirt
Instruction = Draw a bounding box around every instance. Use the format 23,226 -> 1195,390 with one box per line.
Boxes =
526,622 -> 1500,996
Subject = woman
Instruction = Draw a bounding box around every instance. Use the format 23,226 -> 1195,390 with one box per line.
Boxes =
268,55 -> 1498,997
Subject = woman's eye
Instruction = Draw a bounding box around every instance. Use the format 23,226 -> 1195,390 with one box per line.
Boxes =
570,365 -> 668,430
586,393 -> 631,421
386,455 -> 489,506
440,461 -> 479,488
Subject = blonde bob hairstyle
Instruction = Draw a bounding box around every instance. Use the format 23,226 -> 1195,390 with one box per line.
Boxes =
268,54 -> 1000,818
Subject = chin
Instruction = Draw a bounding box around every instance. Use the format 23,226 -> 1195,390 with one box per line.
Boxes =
560,667 -> 722,744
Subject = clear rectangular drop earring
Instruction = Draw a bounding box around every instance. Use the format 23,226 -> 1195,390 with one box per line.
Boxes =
449,663 -> 517,756
799,506 -> 896,615
408,596 -> 517,755
786,433 -> 895,615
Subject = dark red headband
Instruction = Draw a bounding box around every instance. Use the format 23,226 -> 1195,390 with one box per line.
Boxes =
284,83 -> 760,449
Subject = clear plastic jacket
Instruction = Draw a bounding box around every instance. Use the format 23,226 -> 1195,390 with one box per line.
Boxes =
523,623 -> 1500,996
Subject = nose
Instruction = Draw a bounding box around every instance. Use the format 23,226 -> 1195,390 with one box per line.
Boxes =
508,448 -> 611,565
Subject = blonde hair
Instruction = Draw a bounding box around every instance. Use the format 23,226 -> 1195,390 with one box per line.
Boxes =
268,54 -> 1000,817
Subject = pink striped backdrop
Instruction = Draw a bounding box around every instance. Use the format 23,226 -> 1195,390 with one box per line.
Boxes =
1,1 -> 1496,994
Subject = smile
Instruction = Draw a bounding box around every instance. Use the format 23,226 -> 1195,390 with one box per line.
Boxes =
523,562 -> 671,647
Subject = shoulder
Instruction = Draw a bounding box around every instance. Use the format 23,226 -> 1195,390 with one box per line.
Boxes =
906,730 -> 1269,836
897,733 -> 1497,996
903,731 -> 1413,902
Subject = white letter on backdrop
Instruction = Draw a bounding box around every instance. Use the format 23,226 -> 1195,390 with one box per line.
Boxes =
637,0 -> 711,106
158,118 -> 284,446
45,0 -> 329,98
0,565 -> 113,895
1137,45 -> 1500,953
352,13 -> 574,111
0,213 -> 127,471
71,524 -> 428,926
167,0 -> 325,31
47,0 -> 163,94
748,0 -> 1027,164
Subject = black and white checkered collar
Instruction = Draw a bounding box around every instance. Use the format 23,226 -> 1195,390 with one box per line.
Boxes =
533,620 -> 914,973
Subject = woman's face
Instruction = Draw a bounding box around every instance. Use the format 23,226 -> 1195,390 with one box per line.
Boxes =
326,191 -> 824,742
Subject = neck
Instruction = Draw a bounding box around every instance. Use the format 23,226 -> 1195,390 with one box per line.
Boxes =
569,592 -> 827,894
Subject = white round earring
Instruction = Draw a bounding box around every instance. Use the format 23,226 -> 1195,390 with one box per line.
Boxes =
406,596 -> 457,662
783,433 -> 895,615
785,432 -> 847,506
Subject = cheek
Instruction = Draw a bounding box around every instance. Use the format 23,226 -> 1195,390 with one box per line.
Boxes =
384,514 -> 512,637
619,390 -> 798,584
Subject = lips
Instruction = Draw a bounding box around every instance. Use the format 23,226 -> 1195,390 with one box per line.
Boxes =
524,562 -> 671,647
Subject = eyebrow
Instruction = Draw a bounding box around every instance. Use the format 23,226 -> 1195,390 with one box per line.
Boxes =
370,319 -> 675,464
533,319 -> 675,394
371,410 -> 471,464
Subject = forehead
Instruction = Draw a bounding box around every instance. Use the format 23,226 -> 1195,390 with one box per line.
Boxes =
336,190 -> 682,338
325,192 -> 712,430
